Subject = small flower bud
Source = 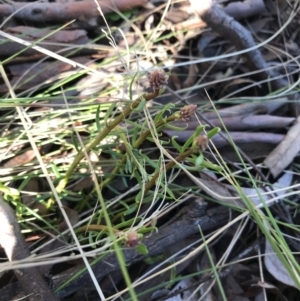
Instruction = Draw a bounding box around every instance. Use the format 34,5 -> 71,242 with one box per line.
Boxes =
195,135 -> 208,152
179,104 -> 197,121
125,231 -> 140,248
147,69 -> 169,90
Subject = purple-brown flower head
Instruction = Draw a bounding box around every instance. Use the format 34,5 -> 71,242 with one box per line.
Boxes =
125,231 -> 140,248
179,104 -> 197,121
147,69 -> 169,90
195,135 -> 208,152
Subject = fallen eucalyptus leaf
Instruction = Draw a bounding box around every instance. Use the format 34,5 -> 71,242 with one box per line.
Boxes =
264,240 -> 297,288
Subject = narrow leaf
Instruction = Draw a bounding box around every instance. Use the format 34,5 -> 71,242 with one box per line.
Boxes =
171,136 -> 182,153
104,102 -> 116,126
195,153 -> 204,167
153,103 -> 175,123
136,244 -> 149,255
193,125 -> 206,138
207,127 -> 221,139
129,72 -> 138,100
164,123 -> 186,131
95,105 -> 102,131
131,97 -> 146,112
181,135 -> 194,153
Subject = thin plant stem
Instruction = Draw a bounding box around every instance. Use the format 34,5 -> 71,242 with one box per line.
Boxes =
143,148 -> 194,198
78,112 -> 179,210
49,89 -> 160,206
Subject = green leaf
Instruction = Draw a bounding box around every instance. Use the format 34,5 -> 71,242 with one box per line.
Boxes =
0,182 -> 20,201
153,103 -> 175,123
107,13 -> 121,21
119,200 -> 130,210
119,172 -> 129,189
195,153 -> 204,167
137,226 -> 157,234
15,200 -> 23,217
88,231 -> 97,248
202,160 -> 223,172
178,163 -> 205,172
207,127 -> 221,139
135,190 -> 143,203
159,86 -> 166,94
164,123 -> 186,131
185,154 -> 196,163
71,132 -> 80,152
126,119 -> 147,130
139,151 -> 159,169
155,192 -> 173,200
51,163 -> 61,178
95,230 -> 105,244
144,255 -> 164,264
181,134 -> 194,154
131,97 -> 146,112
129,72 -> 138,100
141,193 -> 154,204
133,169 -> 143,183
161,183 -> 176,200
106,9 -> 137,23
125,153 -> 133,174
104,102 -> 116,126
125,204 -> 138,215
18,177 -> 31,191
131,123 -> 140,145
97,207 -> 104,224
193,125 -> 207,138
146,137 -> 169,145
135,244 -> 148,255
156,124 -> 168,132
181,125 -> 206,153
95,105 -> 102,132
171,136 -> 182,153
115,216 -> 141,229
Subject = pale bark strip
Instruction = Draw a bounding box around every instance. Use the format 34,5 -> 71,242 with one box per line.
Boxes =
0,195 -> 60,301
164,130 -> 284,148
264,116 -> 300,177
171,115 -> 294,131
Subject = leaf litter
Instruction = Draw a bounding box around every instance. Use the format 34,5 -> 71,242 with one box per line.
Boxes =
0,0 -> 300,300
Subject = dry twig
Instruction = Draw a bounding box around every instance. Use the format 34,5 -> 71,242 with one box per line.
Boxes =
190,0 -> 290,92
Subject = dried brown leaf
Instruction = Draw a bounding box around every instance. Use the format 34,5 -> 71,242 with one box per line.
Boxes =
3,149 -> 36,168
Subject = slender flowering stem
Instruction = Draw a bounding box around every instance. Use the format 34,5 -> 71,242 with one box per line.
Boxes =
78,112 -> 180,210
49,89 -> 160,206
142,148 -> 194,199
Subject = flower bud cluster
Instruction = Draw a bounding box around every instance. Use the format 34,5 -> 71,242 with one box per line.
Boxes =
148,69 -> 169,90
179,104 -> 197,121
